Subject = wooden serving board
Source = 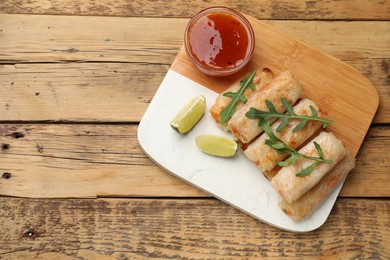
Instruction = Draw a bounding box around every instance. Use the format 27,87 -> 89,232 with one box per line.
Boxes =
138,14 -> 379,231
171,16 -> 379,156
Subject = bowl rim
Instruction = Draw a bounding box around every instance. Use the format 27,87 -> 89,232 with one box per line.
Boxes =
184,6 -> 255,76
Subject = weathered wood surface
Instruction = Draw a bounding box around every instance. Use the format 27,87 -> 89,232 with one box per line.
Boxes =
0,0 -> 389,256
0,14 -> 182,64
0,60 -> 388,123
1,15 -> 387,62
0,124 -> 388,198
0,15 -> 389,123
0,0 -> 389,20
0,63 -> 165,122
0,198 -> 389,259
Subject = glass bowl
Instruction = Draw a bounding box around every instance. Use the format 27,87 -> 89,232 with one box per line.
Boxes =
184,6 -> 255,77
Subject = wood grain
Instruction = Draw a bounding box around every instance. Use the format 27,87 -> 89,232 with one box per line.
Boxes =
0,124 -> 204,198
0,63 -> 166,122
0,198 -> 389,258
0,14 -> 183,64
0,60 -> 388,123
0,15 -> 388,62
0,15 -> 388,123
0,0 -> 389,20
1,124 -> 388,198
0,0 -> 388,255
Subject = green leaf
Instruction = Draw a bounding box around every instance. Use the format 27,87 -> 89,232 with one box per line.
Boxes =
245,107 -> 258,119
219,70 -> 256,124
296,161 -> 320,177
277,153 -> 300,167
223,92 -> 235,98
309,105 -> 318,118
276,117 -> 289,132
269,141 -> 286,150
245,98 -> 333,131
240,74 -> 256,91
260,120 -> 280,142
239,95 -> 248,104
248,98 -> 333,177
281,98 -> 294,115
313,141 -> 323,158
289,153 -> 301,164
224,92 -> 248,104
277,160 -> 289,167
293,118 -> 308,132
322,121 -> 331,128
265,99 -> 277,113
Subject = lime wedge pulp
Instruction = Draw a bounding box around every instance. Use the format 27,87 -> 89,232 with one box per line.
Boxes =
195,135 -> 238,157
170,95 -> 206,134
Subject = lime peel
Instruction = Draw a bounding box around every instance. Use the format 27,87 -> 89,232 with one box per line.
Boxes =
170,95 -> 206,134
195,135 -> 238,157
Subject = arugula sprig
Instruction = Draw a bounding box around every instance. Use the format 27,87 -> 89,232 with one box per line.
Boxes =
246,98 -> 332,132
259,119 -> 333,177
219,70 -> 256,124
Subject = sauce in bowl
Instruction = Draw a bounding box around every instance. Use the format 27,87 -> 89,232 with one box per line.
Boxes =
185,7 -> 255,76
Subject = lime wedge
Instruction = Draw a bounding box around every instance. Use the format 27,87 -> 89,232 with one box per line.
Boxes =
195,135 -> 238,157
170,95 -> 206,134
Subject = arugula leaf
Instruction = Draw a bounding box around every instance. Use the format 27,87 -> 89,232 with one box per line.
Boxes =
265,99 -> 277,113
258,120 -> 333,177
295,142 -> 326,176
277,153 -> 301,167
245,98 -> 333,132
310,105 -> 318,118
313,141 -> 323,158
293,118 -> 308,132
241,73 -> 256,91
276,118 -> 289,132
281,98 -> 294,115
296,161 -> 320,177
219,70 -> 256,124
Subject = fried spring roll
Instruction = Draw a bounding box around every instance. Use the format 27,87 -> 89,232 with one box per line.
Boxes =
209,68 -> 274,130
228,71 -> 304,144
278,150 -> 355,221
271,132 -> 347,203
264,167 -> 280,181
244,99 -> 325,173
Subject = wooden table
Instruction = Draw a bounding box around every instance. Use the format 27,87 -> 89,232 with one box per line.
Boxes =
0,1 -> 389,258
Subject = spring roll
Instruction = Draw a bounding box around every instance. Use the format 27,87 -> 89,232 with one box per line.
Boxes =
228,71 -> 304,144
209,68 -> 274,130
264,167 -> 280,181
278,150 -> 355,221
271,132 -> 347,203
244,99 -> 325,173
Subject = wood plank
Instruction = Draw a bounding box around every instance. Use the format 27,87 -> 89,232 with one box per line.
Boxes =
0,15 -> 388,63
0,63 -> 166,122
0,0 -> 389,20
0,124 -> 204,198
1,60 -> 387,123
0,198 -> 389,258
0,15 -> 388,122
349,125 -> 390,196
0,124 -> 388,198
346,58 -> 389,123
0,14 -> 183,64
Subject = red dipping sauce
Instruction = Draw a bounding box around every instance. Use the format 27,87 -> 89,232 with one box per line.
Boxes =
185,7 -> 255,76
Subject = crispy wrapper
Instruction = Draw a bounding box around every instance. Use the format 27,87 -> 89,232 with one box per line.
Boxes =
244,99 -> 325,173
209,68 -> 274,130
271,132 -> 347,203
228,71 -> 304,144
278,150 -> 355,221
264,167 -> 280,181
